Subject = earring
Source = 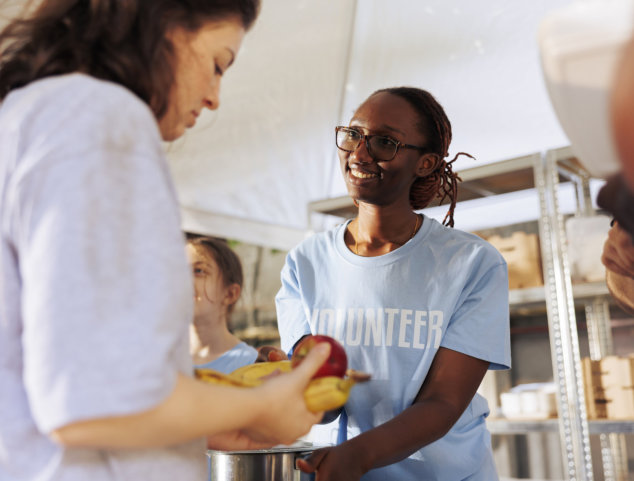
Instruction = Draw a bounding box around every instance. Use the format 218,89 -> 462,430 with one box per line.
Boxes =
195,296 -> 202,302
353,199 -> 359,207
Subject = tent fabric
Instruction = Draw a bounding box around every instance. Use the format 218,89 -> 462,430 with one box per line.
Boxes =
168,0 -> 576,249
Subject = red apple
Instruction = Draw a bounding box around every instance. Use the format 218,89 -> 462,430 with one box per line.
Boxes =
291,334 -> 347,378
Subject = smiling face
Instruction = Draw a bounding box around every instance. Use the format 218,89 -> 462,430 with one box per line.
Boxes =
159,18 -> 246,141
339,91 -> 432,207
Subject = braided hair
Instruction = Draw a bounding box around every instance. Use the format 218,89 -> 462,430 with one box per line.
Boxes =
372,87 -> 473,227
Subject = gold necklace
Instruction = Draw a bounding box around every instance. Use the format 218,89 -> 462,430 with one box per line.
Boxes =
354,214 -> 421,255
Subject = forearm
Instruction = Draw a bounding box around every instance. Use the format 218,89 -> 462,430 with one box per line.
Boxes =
51,343 -> 331,449
348,399 -> 461,473
51,373 -> 259,448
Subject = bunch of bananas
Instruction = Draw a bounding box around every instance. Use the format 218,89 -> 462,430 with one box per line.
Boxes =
194,361 -> 370,412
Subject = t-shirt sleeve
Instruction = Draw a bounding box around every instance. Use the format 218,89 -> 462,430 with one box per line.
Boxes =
440,258 -> 511,370
275,251 -> 312,354
12,85 -> 192,433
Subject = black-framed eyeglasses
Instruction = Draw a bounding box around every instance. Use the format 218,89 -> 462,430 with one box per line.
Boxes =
335,126 -> 426,161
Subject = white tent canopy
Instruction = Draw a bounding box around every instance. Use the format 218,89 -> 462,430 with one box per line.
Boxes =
167,0 -> 585,249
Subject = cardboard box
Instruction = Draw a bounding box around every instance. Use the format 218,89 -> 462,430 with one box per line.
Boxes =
485,231 -> 543,290
582,357 -> 604,390
582,357 -> 608,419
583,356 -> 634,419
600,355 -> 634,388
605,386 -> 634,419
589,397 -> 609,420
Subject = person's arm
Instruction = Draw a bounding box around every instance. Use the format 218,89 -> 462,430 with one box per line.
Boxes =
297,347 -> 489,480
51,344 -> 330,450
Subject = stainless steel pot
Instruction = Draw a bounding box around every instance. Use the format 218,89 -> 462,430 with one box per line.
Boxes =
207,444 -> 318,481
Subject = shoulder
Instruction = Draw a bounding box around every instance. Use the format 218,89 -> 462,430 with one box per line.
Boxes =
5,73 -> 153,119
235,342 -> 258,356
2,73 -> 160,154
423,216 -> 506,268
288,224 -> 342,260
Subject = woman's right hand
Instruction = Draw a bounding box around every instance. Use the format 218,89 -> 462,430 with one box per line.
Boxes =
241,342 -> 330,446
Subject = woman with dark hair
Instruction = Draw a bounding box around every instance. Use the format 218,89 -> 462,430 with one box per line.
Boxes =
186,236 -> 259,373
276,87 -> 511,480
0,1 -> 329,480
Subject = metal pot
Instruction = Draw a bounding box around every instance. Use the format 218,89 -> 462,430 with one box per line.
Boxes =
206,444 -> 318,481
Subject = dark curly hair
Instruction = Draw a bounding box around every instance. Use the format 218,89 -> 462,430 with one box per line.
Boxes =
0,0 -> 261,118
372,87 -> 474,227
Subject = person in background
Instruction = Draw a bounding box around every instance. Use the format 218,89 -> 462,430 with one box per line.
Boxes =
275,86 -> 511,480
185,236 -> 257,481
0,1 -> 330,480
186,235 -> 258,373
597,35 -> 634,314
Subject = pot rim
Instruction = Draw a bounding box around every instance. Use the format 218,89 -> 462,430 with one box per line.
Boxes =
207,442 -> 331,455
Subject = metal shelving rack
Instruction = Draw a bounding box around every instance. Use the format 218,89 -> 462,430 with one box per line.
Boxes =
306,147 -> 631,480
487,418 -> 634,435
534,146 -> 629,481
534,147 -> 595,480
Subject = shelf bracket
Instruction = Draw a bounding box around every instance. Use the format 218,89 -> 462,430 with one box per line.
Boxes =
534,151 -> 594,481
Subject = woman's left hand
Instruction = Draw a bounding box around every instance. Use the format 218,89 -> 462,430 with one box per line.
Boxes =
296,445 -> 366,481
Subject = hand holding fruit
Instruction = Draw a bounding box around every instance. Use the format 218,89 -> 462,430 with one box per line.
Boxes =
196,335 -> 370,414
291,335 -> 348,378
233,342 -> 332,447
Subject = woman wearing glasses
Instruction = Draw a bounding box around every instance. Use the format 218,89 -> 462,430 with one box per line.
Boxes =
276,87 -> 511,480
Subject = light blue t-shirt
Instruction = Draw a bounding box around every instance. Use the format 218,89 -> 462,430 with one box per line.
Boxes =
195,342 -> 258,374
276,216 -> 511,481
196,341 -> 258,481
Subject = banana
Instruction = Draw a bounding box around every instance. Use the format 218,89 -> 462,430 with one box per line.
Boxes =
229,360 -> 293,384
195,361 -> 293,388
195,363 -> 370,413
194,368 -> 253,387
303,376 -> 357,413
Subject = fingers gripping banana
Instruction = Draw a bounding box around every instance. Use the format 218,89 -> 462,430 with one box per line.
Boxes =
194,361 -> 292,388
303,376 -> 355,413
194,362 -> 368,413
229,360 -> 293,384
194,368 -> 253,387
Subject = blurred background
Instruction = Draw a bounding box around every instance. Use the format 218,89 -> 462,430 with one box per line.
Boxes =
169,2 -> 634,479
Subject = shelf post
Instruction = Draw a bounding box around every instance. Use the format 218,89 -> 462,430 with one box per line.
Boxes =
534,151 -> 594,481
559,149 -> 629,481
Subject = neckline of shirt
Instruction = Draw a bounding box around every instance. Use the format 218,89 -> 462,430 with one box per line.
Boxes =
335,214 -> 432,266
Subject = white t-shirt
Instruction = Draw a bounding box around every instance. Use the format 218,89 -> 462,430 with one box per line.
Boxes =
0,74 -> 206,480
276,216 -> 511,481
